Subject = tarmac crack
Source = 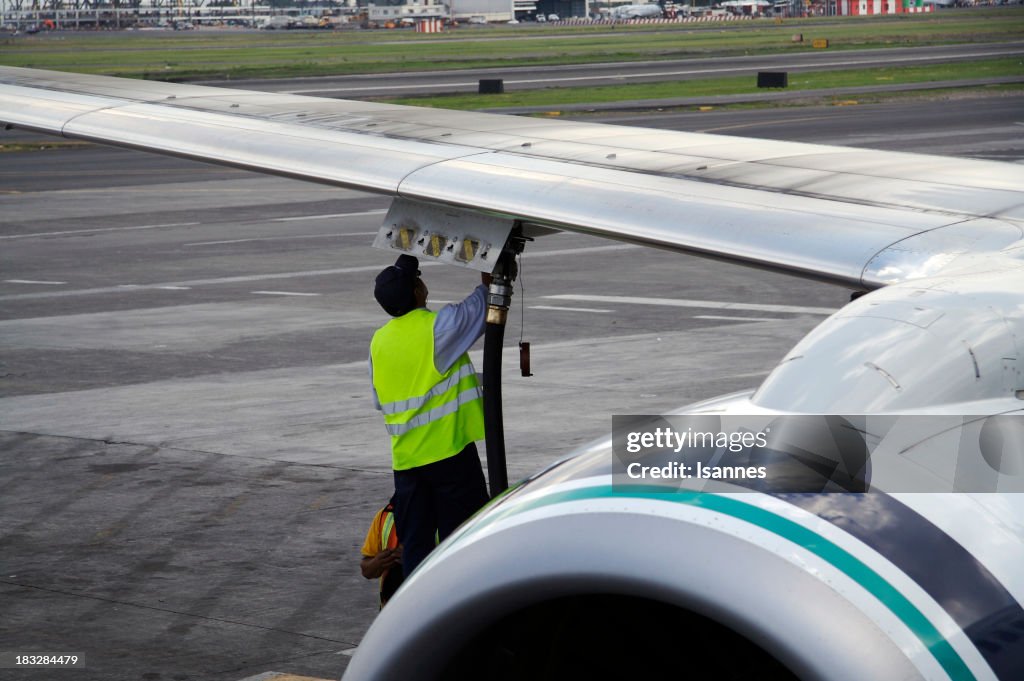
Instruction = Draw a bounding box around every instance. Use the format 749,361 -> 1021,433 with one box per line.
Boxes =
0,578 -> 357,647
0,429 -> 391,474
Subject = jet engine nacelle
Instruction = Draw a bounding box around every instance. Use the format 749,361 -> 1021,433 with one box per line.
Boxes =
754,255 -> 1024,414
343,434 -> 1024,681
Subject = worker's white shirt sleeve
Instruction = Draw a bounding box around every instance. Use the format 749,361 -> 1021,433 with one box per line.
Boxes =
433,284 -> 488,374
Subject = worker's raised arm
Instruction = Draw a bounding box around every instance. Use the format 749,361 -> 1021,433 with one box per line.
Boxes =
432,279 -> 489,374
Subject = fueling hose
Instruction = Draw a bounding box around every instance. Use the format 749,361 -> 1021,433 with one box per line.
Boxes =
482,240 -> 523,498
483,317 -> 508,497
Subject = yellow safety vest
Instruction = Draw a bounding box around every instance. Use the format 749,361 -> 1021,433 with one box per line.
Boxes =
370,308 -> 485,470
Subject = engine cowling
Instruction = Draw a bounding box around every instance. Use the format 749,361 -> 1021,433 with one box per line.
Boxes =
753,257 -> 1023,413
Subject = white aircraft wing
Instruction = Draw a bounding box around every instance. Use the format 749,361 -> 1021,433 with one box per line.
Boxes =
2,66 -> 1021,290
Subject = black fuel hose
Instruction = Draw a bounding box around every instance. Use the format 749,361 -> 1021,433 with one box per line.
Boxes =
483,320 -> 509,497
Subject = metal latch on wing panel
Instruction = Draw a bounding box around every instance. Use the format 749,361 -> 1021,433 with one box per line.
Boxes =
373,199 -> 515,273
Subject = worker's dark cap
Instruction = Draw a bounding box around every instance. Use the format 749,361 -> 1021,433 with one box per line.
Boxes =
374,254 -> 421,317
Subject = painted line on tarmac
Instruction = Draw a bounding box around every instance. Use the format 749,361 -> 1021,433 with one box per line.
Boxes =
4,279 -> 67,285
545,294 -> 837,316
0,222 -> 201,241
272,209 -> 387,222
0,264 -> 398,302
530,305 -> 615,314
185,232 -> 378,248
1,210 -> 385,243
530,244 -> 639,257
251,291 -> 322,297
161,264 -> 418,287
725,370 -> 773,380
695,314 -> 783,322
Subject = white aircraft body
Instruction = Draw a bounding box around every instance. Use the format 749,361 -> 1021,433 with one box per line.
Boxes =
1,66 -> 1022,681
611,3 -> 665,18
257,15 -> 292,30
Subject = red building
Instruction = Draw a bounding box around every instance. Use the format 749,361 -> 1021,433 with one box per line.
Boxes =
837,0 -> 934,14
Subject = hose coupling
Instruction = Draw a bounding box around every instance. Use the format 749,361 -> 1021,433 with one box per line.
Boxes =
487,281 -> 513,325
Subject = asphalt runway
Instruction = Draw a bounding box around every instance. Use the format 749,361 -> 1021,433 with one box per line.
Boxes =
209,42 -> 1024,97
0,91 -> 1022,680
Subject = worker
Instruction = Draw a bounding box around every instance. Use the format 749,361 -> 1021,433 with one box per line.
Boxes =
369,254 -> 491,577
360,498 -> 404,608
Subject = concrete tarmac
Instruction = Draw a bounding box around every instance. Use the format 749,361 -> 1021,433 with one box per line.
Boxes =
0,94 -> 1021,680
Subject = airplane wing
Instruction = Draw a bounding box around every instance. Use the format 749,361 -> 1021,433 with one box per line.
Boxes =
2,66 -> 1021,290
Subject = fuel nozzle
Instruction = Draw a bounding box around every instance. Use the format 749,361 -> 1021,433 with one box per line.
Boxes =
486,265 -> 515,325
486,233 -> 526,325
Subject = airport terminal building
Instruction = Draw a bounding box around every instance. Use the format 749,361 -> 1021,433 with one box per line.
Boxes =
440,0 -> 592,22
0,0 -> 596,28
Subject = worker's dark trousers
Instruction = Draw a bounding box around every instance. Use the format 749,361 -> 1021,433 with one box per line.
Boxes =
393,442 -> 489,578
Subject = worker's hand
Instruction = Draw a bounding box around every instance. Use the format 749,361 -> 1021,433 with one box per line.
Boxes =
379,545 -> 403,569
361,545 -> 403,579
482,272 -> 493,287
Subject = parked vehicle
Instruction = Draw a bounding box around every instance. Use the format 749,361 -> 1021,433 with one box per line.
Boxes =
257,16 -> 292,30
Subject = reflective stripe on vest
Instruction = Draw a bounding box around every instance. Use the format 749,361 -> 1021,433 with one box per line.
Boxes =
384,385 -> 483,436
380,361 -> 477,416
371,308 -> 485,470
381,511 -> 396,553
